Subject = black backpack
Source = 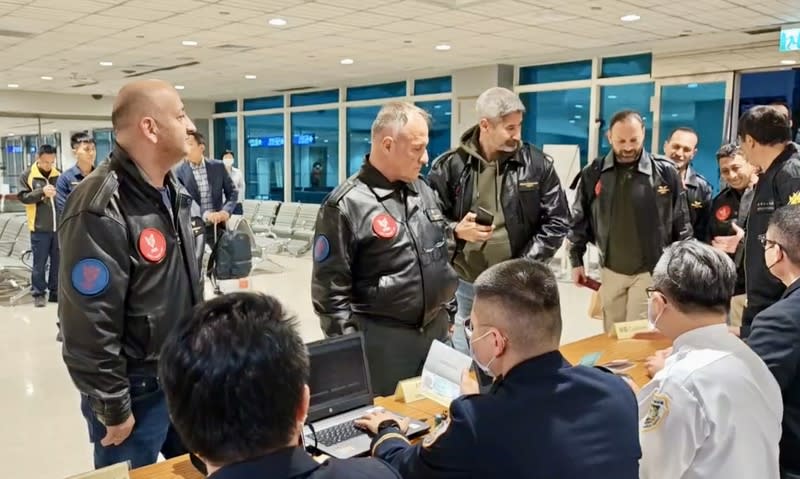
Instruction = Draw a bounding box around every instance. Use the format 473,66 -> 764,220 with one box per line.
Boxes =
206,227 -> 253,285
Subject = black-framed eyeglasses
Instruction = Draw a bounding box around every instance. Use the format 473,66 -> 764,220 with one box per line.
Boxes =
758,234 -> 782,251
645,287 -> 659,299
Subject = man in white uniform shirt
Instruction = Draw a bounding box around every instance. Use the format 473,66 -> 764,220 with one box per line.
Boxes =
637,240 -> 782,479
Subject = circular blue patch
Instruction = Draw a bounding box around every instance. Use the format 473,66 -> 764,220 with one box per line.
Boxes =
71,258 -> 110,296
313,235 -> 331,263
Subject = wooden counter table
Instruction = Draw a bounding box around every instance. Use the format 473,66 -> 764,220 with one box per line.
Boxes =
129,333 -> 669,479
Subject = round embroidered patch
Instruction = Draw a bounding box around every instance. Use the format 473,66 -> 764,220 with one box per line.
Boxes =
138,228 -> 167,263
71,258 -> 110,296
371,213 -> 398,239
715,205 -> 732,222
314,235 -> 331,263
594,180 -> 602,197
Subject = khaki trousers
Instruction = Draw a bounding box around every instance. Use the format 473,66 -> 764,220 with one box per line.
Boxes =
600,268 -> 652,335
729,294 -> 747,328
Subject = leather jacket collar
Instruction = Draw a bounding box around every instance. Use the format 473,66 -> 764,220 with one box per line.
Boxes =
600,150 -> 653,176
359,156 -> 418,200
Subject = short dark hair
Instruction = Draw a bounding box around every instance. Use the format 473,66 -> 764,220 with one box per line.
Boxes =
473,259 -> 562,348
70,131 -> 95,149
652,240 -> 736,315
609,110 -> 644,130
159,292 -> 309,465
737,105 -> 792,145
188,131 -> 206,147
715,142 -> 741,161
769,100 -> 791,113
37,144 -> 57,156
667,127 -> 699,145
221,149 -> 234,158
769,205 -> 800,265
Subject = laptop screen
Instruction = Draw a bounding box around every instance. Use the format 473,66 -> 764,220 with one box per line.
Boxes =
306,333 -> 373,422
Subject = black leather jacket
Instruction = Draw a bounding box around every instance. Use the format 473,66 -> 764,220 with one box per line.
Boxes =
311,161 -> 458,336
684,166 -> 713,241
427,126 -> 571,262
569,151 -> 693,270
742,143 -> 800,335
707,186 -> 748,295
59,145 -> 202,426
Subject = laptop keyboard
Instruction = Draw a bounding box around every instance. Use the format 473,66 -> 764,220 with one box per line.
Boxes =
317,420 -> 366,446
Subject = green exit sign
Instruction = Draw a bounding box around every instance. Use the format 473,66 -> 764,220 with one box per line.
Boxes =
780,26 -> 800,52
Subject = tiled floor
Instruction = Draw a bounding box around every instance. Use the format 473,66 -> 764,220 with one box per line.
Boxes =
1,254 -> 600,478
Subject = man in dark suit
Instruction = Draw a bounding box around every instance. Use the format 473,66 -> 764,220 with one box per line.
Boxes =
175,131 -> 238,270
746,204 -> 800,479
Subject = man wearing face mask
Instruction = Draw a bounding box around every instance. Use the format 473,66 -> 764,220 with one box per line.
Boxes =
426,87 -> 570,356
637,241 -> 781,479
570,110 -> 693,334
663,127 -> 713,240
745,205 -> 800,479
737,105 -> 800,337
356,259 -> 641,478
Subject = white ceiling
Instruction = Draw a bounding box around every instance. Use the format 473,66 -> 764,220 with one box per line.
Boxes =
1,0 -> 800,100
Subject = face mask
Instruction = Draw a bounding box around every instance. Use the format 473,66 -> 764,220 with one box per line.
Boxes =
470,330 -> 497,378
648,299 -> 664,331
223,158 -> 234,167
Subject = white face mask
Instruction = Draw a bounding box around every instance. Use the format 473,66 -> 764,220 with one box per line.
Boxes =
223,157 -> 234,168
648,299 -> 664,331
470,330 -> 497,378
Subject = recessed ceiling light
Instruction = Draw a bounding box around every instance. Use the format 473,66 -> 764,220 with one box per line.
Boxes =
7,83 -> 19,88
99,61 -> 113,66
268,18 -> 287,26
41,76 -> 53,80
671,113 -> 678,117
575,104 -> 583,108
607,95 -> 617,99
434,104 -> 441,109
340,58 -> 354,65
574,115 -> 582,119
781,59 -> 797,65
181,40 -> 198,46
569,119 -> 576,124
51,129 -> 58,132
620,14 -> 640,22
175,85 -> 185,90
444,111 -> 452,116
435,44 -> 452,51
244,74 -> 257,79
687,83 -> 698,88
7,133 -> 14,136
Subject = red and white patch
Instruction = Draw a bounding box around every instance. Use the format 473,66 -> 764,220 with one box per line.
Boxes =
594,180 -> 602,197
715,205 -> 732,222
372,213 -> 398,239
138,228 -> 167,263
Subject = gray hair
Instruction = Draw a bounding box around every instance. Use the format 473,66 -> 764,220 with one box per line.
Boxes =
371,101 -> 430,139
652,240 -> 736,315
476,87 -> 526,122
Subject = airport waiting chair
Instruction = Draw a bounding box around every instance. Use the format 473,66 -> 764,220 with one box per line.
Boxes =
285,203 -> 320,257
0,214 -> 33,305
250,200 -> 281,235
254,202 -> 301,254
241,199 -> 260,224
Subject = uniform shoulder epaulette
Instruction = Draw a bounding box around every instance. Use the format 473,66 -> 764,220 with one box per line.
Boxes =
85,170 -> 119,215
325,177 -> 358,206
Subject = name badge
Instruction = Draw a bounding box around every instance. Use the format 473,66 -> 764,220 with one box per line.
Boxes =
426,208 -> 444,222
519,181 -> 539,191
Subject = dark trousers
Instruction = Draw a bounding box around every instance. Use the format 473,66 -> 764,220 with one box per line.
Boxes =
30,231 -> 58,297
80,375 -> 187,469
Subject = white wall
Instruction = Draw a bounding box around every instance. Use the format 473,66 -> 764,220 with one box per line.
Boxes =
450,64 -> 514,145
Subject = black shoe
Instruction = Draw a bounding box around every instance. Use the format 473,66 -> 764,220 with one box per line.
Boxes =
48,295 -> 57,303
33,296 -> 46,308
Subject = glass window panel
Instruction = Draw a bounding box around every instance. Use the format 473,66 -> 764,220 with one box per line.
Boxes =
243,96 -> 284,111
659,81 -> 727,192
214,100 -> 237,113
414,76 -> 452,95
290,89 -> 339,107
244,114 -> 284,200
416,100 -> 452,175
520,89 -> 591,168
519,60 -> 592,85
599,83 -> 655,156
291,110 -> 339,203
346,81 -> 406,101
213,117 -> 238,160
600,53 -> 652,78
92,128 -> 114,166
346,106 -> 380,177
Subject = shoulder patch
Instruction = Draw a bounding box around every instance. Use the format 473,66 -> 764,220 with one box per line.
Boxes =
313,235 -> 331,262
789,191 -> 800,205
642,393 -> 670,432
71,258 -> 110,296
422,416 -> 451,448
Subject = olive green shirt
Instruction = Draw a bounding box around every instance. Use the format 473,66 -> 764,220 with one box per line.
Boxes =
605,162 -> 647,275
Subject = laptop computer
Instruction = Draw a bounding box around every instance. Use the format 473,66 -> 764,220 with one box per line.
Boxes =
302,333 -> 430,459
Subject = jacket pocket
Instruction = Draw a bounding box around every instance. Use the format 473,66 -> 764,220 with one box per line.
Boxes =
125,307 -> 166,360
518,183 -> 541,222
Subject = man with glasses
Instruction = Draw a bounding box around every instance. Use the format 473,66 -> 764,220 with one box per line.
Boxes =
746,205 -> 800,479
637,241 -> 781,478
356,259 -> 640,478
56,131 -> 96,217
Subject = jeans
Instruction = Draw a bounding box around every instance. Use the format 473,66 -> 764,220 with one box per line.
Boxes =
80,376 -> 175,469
452,279 -> 474,355
30,231 -> 58,297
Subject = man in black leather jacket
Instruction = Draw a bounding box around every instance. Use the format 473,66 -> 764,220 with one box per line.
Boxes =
59,79 -> 202,469
662,127 -> 713,240
311,102 -> 458,396
426,87 -> 570,354
569,110 -> 692,334
736,105 -> 800,337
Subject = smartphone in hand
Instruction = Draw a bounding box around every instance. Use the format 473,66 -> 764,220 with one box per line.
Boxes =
475,207 -> 494,227
579,276 -> 601,291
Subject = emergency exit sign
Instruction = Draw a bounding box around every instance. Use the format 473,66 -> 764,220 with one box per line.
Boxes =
780,26 -> 800,52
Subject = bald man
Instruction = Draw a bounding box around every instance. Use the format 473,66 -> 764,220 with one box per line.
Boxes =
58,79 -> 203,469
